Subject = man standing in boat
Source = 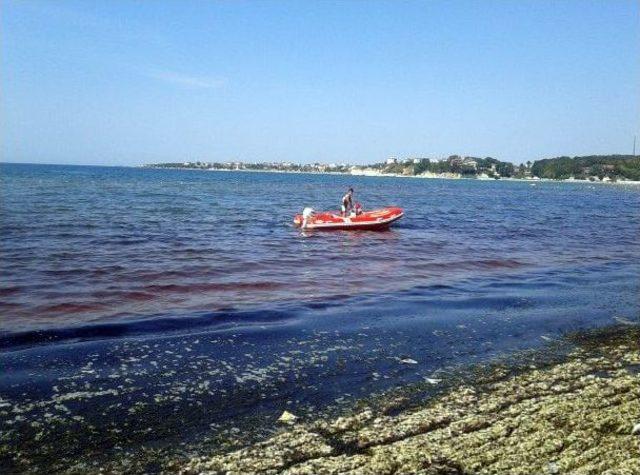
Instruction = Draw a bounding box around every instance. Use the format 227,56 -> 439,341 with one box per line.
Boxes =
341,188 -> 354,216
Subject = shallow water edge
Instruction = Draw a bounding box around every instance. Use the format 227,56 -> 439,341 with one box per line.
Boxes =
2,321 -> 639,473
184,323 -> 640,475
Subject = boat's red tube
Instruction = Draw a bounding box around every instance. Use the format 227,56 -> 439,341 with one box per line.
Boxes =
293,207 -> 403,230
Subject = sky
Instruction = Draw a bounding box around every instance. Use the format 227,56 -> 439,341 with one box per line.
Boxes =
1,0 -> 639,166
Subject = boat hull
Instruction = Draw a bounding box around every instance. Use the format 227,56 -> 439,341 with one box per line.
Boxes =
293,207 -> 404,231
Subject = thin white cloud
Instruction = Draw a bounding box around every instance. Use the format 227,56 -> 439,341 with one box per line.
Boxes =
150,70 -> 226,89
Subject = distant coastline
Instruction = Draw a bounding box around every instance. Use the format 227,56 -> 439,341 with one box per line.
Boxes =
143,166 -> 640,186
143,154 -> 640,185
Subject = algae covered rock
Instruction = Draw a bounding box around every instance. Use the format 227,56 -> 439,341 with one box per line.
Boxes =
182,326 -> 640,474
183,428 -> 334,474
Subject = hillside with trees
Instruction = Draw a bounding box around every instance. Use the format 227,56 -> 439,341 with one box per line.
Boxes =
400,156 -> 516,178
145,155 -> 640,182
530,155 -> 640,181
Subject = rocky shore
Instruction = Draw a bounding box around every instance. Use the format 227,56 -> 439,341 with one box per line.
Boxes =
182,325 -> 640,475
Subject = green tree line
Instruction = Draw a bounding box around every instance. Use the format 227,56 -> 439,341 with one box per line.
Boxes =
530,155 -> 640,181
146,155 -> 640,181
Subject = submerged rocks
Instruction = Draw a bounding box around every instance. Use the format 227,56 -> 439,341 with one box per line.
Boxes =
182,428 -> 334,474
183,326 -> 640,474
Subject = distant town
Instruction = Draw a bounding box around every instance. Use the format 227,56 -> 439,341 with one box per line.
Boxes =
145,154 -> 640,182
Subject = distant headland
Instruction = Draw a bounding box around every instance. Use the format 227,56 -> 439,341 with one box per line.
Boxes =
144,154 -> 640,183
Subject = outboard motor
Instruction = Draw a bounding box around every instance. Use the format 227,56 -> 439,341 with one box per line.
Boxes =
301,207 -> 315,228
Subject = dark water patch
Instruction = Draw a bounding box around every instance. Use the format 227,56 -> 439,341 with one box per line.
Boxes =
141,281 -> 285,294
407,258 -> 527,273
119,291 -> 157,302
36,302 -> 107,314
0,286 -> 21,297
90,290 -> 157,301
41,268 -> 94,277
89,265 -> 128,276
112,238 -> 151,245
125,269 -> 213,280
0,302 -> 22,311
302,294 -> 356,310
479,278 -> 567,291
0,308 -> 298,351
1,260 -> 635,351
475,258 -> 525,269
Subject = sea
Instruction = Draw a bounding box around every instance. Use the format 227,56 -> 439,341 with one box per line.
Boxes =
1,163 -> 639,471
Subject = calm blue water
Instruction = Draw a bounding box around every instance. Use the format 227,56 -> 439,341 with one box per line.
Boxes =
1,163 -> 639,471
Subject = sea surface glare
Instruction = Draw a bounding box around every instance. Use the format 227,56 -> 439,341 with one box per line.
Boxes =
1,163 -> 639,471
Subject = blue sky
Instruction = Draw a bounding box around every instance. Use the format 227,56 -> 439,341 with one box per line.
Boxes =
2,0 -> 639,165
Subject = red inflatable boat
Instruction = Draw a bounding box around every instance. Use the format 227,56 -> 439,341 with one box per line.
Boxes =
293,207 -> 404,231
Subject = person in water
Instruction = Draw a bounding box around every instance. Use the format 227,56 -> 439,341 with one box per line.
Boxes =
341,188 -> 354,216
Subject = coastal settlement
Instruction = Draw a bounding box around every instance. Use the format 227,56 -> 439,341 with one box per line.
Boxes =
146,155 -> 640,183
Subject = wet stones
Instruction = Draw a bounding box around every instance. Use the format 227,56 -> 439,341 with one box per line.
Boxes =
182,428 -> 334,474
183,326 -> 640,474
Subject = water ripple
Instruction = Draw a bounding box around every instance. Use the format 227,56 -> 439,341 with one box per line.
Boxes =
1,163 -> 639,332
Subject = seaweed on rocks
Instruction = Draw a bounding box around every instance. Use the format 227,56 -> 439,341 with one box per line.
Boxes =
182,325 -> 640,475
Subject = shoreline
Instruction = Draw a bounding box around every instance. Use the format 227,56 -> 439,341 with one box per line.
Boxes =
142,166 -> 640,186
182,323 -> 640,474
